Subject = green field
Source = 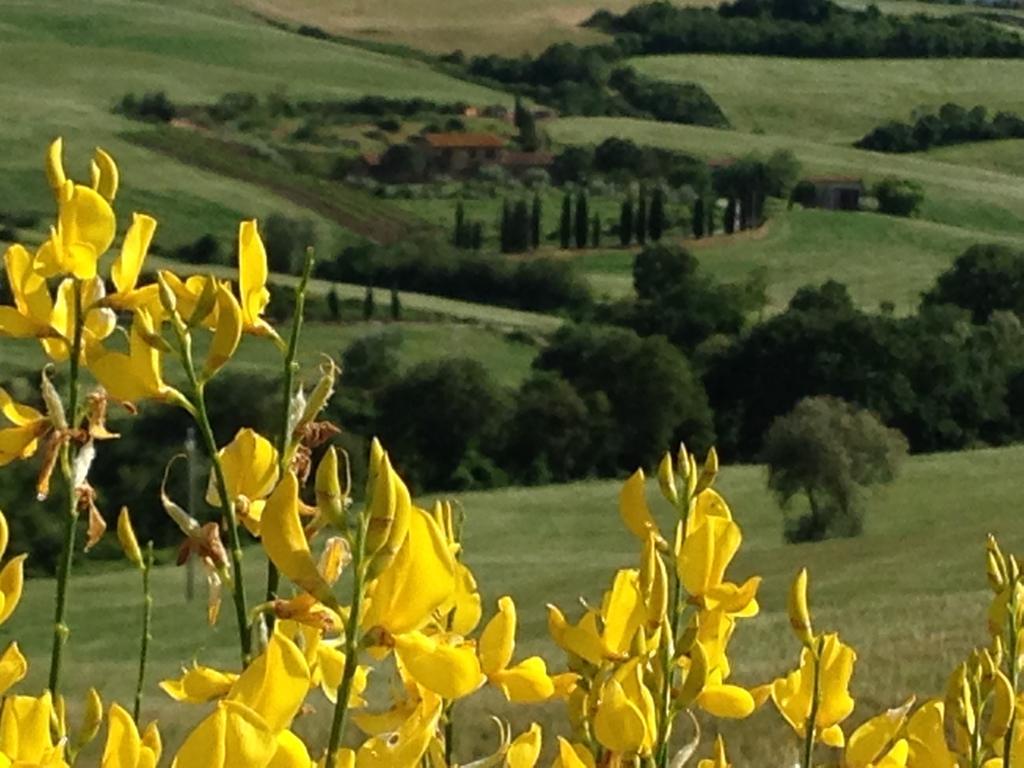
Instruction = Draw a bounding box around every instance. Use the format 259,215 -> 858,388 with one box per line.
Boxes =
0,0 -> 506,247
3,444 -> 1016,760
925,137 -> 1024,175
629,55 -> 1024,144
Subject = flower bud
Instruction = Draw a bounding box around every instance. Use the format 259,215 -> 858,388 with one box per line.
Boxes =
40,367 -> 66,430
694,447 -> 719,495
788,568 -> 814,648
72,688 -> 103,752
117,507 -> 144,570
45,138 -> 66,194
187,277 -> 219,328
315,447 -> 347,531
678,642 -> 709,707
657,453 -> 678,507
986,670 -> 1015,743
156,272 -> 177,315
297,357 -> 337,432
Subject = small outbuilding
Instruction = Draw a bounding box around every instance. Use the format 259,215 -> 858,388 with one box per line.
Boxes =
800,176 -> 864,211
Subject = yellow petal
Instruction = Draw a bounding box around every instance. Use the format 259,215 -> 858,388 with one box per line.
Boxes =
45,138 -> 66,195
393,631 -> 484,700
593,679 -> 648,755
92,147 -> 119,202
117,507 -> 144,569
207,429 -> 279,510
171,700 -> 277,768
0,644 -> 27,697
101,703 -> 141,768
696,684 -> 755,719
355,696 -> 441,768
0,693 -> 59,763
260,472 -> 334,604
267,730 -> 312,768
159,664 -> 238,703
0,555 -> 26,625
619,469 -> 661,541
204,284 -> 243,379
59,185 -> 115,278
553,739 -> 596,768
507,723 -> 542,768
821,724 -> 846,748
479,596 -> 516,677
112,214 -> 156,296
228,632 -> 310,732
238,220 -> 272,333
491,657 -> 556,702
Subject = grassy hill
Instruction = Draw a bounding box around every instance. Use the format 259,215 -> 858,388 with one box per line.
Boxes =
0,0 -> 506,248
3,444 -> 1016,760
629,55 -> 1024,144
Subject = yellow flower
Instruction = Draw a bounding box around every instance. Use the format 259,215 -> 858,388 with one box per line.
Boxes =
697,735 -> 731,768
85,309 -> 183,406
206,429 -> 279,536
160,664 -> 238,703
392,631 -> 484,700
100,704 -> 161,768
117,508 -> 144,570
0,389 -> 49,467
237,220 -> 278,339
507,723 -> 543,768
0,644 -> 26,698
619,469 -> 665,544
685,610 -> 756,719
347,693 -> 441,768
171,700 -> 277,768
0,692 -> 68,767
547,568 -> 645,665
204,283 -> 243,379
677,513 -> 759,616
845,699 -> 915,768
0,511 -> 26,627
0,245 -> 58,342
771,633 -> 856,748
479,596 -> 557,702
552,739 -> 596,768
277,621 -> 368,706
905,700 -> 958,767
108,214 -> 159,312
593,658 -> 658,757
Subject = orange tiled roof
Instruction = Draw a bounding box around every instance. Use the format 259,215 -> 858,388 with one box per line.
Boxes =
423,132 -> 507,149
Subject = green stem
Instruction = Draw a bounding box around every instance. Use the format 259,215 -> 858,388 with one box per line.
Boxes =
172,321 -> 251,664
266,250 -> 314,624
655,561 -> 680,767
133,542 -> 155,722
802,639 -> 824,768
47,279 -> 85,696
325,516 -> 367,768
444,702 -> 455,765
1006,588 -> 1019,768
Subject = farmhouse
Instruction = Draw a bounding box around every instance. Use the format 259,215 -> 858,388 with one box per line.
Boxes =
419,132 -> 508,172
803,175 -> 864,211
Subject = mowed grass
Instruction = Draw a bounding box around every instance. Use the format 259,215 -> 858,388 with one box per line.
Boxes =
925,138 -> 1024,176
2,444 -> 1018,759
629,55 -> 1024,144
0,0 -> 506,246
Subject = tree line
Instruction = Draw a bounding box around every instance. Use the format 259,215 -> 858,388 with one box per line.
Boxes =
855,103 -> 1024,153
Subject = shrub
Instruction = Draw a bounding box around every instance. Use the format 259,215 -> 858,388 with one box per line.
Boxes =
873,177 -> 924,217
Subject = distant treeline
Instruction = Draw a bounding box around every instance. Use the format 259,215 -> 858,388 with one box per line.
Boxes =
855,103 -> 1024,153
587,0 -> 1024,58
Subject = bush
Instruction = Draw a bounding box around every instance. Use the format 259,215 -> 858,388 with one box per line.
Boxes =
923,243 -> 1024,322
873,177 -> 924,217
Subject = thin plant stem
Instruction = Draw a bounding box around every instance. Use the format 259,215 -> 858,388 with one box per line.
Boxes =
133,542 -> 155,722
47,279 -> 85,695
802,638 -> 824,768
266,249 -> 315,624
325,515 -> 367,768
1004,582 -> 1020,768
171,320 -> 251,664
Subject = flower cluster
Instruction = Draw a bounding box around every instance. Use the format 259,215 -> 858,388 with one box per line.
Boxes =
1,140 -> 1024,767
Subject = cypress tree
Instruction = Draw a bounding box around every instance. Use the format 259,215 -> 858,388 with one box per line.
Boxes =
692,198 -> 705,239
591,214 -> 601,248
471,222 -> 483,250
500,199 -> 512,253
454,200 -> 465,248
637,187 -> 648,246
559,194 -> 572,249
649,187 -> 665,242
575,190 -> 589,249
531,193 -> 542,250
706,197 -> 716,236
724,197 -> 737,235
619,197 -> 634,246
390,286 -> 401,320
513,199 -> 530,252
363,284 -> 375,320
326,286 -> 340,321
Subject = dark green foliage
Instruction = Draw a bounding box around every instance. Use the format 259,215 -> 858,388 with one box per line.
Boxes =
575,191 -> 589,249
763,396 -> 908,542
375,144 -> 428,182
390,286 -> 402,320
471,223 -> 483,251
363,284 -> 375,319
620,197 -> 634,246
629,244 -> 748,350
856,103 -> 1024,153
789,181 -> 817,209
714,150 -> 800,229
327,286 -> 340,321
114,91 -> 176,122
262,214 -> 315,275
454,200 -> 466,247
924,244 -> 1024,322
592,214 -> 602,248
649,187 -> 666,241
318,236 -> 592,312
172,234 -> 222,265
375,358 -> 510,489
500,199 -> 512,253
874,177 -> 924,217
514,96 -> 542,151
609,68 -> 730,127
535,323 -> 715,471
705,198 -> 716,236
637,189 -> 648,246
724,198 -> 737,234
341,330 -> 404,391
560,194 -> 572,249
692,198 -> 705,238
531,194 -> 542,249
550,147 -> 593,185
557,138 -> 709,189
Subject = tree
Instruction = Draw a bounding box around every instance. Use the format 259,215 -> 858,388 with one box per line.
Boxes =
363,284 -> 375,320
924,244 -> 1024,322
390,286 -> 402,320
262,213 -> 315,275
531,193 -> 542,250
375,358 -> 509,489
454,201 -> 466,248
591,214 -> 602,248
326,286 -> 340,321
724,198 -> 737,234
762,396 -> 908,543
874,178 -> 924,217
705,197 -> 716,236
636,188 -> 648,245
692,198 -> 705,239
575,190 -> 589,249
514,96 -> 541,151
471,222 -> 483,250
513,199 -> 531,253
649,187 -> 666,242
500,199 -> 512,253
619,197 -> 634,247
560,194 -> 572,249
